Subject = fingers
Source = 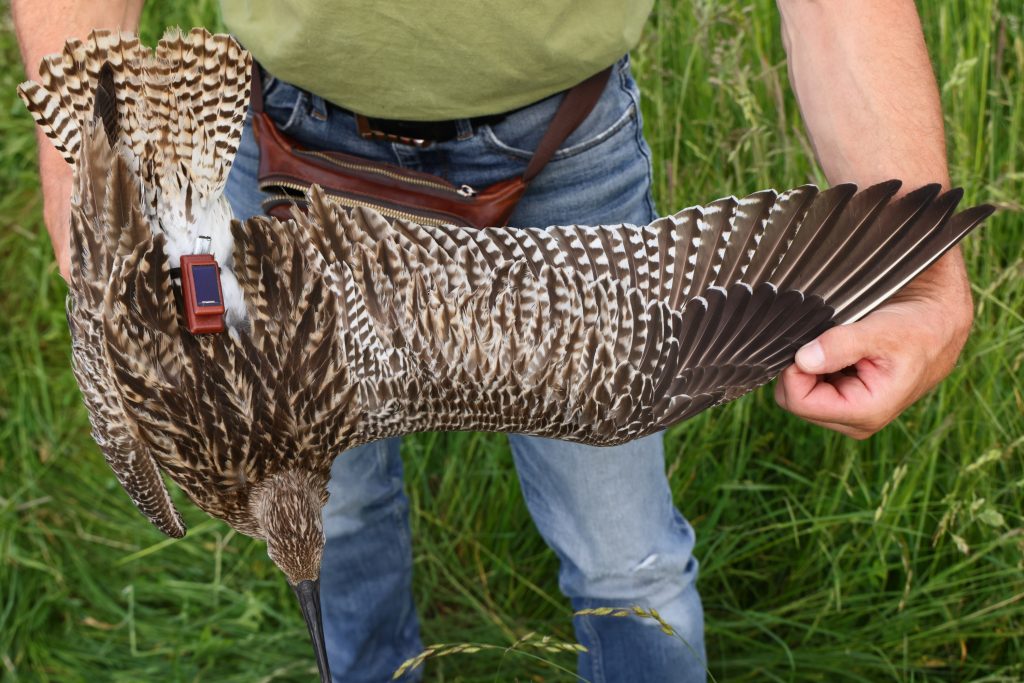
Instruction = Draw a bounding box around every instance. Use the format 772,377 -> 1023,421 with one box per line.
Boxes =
774,363 -> 889,439
775,316 -> 922,438
793,323 -> 877,375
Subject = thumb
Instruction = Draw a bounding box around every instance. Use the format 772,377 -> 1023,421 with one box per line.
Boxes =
794,323 -> 874,375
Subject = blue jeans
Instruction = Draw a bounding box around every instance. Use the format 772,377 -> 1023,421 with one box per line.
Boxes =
225,55 -> 706,683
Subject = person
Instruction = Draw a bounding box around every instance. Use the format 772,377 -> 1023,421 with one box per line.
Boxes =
14,2 -> 973,681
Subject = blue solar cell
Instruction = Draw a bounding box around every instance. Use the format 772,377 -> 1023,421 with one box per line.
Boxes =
192,264 -> 222,307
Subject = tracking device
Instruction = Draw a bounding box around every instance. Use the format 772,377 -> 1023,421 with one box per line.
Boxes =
180,252 -> 226,334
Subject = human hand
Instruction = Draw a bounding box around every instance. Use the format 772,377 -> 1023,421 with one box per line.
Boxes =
774,248 -> 973,439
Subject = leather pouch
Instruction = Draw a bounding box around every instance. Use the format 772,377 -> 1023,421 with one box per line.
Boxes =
251,66 -> 611,228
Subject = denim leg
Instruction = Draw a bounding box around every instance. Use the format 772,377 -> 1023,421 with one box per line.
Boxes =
319,438 -> 422,682
510,434 -> 705,682
224,107 -> 421,683
472,58 -> 706,682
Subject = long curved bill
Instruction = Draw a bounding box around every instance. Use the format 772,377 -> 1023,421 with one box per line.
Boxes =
292,579 -> 331,682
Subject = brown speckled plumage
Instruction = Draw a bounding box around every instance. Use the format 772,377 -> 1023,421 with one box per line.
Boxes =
21,29 -> 994,682
19,28 -> 253,539
286,182 -> 992,448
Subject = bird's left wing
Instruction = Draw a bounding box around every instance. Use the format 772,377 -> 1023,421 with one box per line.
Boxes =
297,182 -> 992,445
66,122 -> 187,537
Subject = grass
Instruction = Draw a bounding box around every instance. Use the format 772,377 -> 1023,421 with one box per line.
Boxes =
1,0 -> 1022,680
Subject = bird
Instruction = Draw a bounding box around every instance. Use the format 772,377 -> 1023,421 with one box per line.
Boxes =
20,28 -> 995,682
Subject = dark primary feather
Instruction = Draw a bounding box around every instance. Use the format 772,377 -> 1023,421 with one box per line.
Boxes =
93,62 -> 119,148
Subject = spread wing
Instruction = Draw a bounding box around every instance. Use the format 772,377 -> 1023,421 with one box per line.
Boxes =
21,28 -> 253,536
298,182 -> 993,445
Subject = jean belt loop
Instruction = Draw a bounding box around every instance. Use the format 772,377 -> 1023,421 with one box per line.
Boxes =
309,93 -> 328,121
455,118 -> 474,141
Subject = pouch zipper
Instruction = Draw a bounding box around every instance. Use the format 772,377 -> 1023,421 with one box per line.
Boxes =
294,149 -> 477,198
260,180 -> 465,227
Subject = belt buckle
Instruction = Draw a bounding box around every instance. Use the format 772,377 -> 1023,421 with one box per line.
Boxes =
355,114 -> 432,148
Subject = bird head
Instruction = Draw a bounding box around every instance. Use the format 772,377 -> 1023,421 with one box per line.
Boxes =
251,469 -> 331,681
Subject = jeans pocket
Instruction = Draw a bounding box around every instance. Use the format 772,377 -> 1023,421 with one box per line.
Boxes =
258,68 -> 307,133
479,55 -> 638,162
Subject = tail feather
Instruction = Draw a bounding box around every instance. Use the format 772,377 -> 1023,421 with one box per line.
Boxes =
150,28 -> 252,196
93,62 -> 120,147
19,27 -> 250,200
23,30 -> 148,165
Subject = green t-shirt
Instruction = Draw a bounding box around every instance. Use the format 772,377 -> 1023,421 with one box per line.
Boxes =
220,1 -> 653,120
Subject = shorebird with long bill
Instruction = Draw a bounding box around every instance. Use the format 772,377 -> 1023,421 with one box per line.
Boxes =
19,28 -> 994,682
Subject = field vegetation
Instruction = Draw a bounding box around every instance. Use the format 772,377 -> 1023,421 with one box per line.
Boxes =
1,0 -> 1021,680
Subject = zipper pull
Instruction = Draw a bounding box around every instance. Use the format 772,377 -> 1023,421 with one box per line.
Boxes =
457,184 -> 477,197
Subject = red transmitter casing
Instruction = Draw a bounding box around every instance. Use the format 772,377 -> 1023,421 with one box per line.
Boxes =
180,253 -> 226,334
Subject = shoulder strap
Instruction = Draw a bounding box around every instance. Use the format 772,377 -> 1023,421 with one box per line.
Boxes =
250,63 -> 265,114
523,66 -> 614,184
